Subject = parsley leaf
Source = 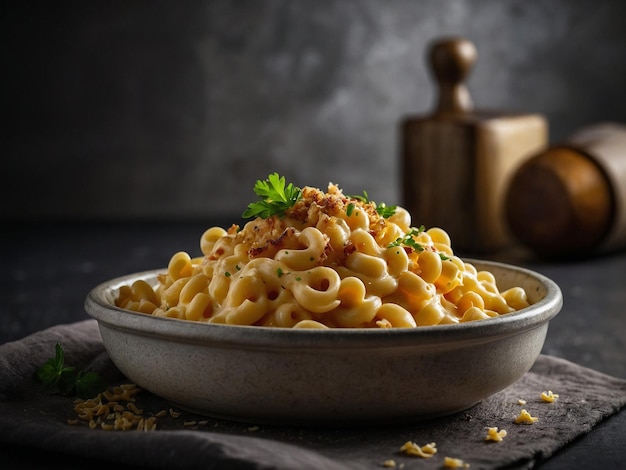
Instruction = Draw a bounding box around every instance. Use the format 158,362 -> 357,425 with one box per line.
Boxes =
75,370 -> 108,399
35,343 -> 107,399
346,202 -> 355,217
387,225 -> 426,251
243,173 -> 302,219
349,190 -> 370,203
348,190 -> 396,218
388,227 -> 426,251
375,202 -> 397,218
388,226 -> 449,260
35,343 -> 75,393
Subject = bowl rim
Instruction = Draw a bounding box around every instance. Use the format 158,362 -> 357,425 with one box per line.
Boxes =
85,259 -> 563,350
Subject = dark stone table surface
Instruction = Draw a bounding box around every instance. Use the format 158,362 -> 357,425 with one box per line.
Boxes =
2,220 -> 625,469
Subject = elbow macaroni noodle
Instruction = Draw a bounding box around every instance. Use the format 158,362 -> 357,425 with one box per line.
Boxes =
116,183 -> 530,328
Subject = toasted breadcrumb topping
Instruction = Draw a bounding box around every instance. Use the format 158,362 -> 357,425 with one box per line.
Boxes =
235,183 -> 394,266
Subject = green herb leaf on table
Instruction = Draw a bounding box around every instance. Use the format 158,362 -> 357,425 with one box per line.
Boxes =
75,370 -> 108,399
35,342 -> 75,393
35,343 -> 107,399
242,173 -> 302,219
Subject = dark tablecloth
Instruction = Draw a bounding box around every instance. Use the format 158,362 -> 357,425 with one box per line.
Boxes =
1,320 -> 625,470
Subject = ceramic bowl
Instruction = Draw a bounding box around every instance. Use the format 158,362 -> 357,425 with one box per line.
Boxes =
85,259 -> 562,426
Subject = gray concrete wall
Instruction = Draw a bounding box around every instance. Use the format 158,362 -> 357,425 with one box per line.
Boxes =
4,0 -> 626,220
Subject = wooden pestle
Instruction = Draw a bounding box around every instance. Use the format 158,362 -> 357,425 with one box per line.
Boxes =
401,37 -> 548,253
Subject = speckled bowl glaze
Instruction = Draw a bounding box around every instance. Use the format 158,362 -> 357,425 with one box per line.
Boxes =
85,259 -> 562,426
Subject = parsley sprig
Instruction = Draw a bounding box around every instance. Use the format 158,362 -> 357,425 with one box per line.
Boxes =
35,343 -> 107,399
388,226 -> 450,260
243,173 -> 302,219
348,190 -> 397,218
388,226 -> 426,251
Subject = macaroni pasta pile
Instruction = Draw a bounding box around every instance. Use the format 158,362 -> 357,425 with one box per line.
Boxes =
116,179 -> 530,328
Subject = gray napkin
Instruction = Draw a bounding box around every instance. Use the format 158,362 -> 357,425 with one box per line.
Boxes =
1,320 -> 625,470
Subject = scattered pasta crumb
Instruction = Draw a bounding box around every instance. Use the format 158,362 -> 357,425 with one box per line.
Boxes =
71,384 -> 162,431
485,427 -> 507,442
517,399 -> 527,405
443,456 -> 470,468
400,441 -> 437,458
515,409 -> 539,424
382,459 -> 396,468
540,390 -> 559,403
68,383 -> 196,432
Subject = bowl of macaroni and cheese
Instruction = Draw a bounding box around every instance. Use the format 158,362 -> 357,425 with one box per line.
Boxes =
85,175 -> 562,425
